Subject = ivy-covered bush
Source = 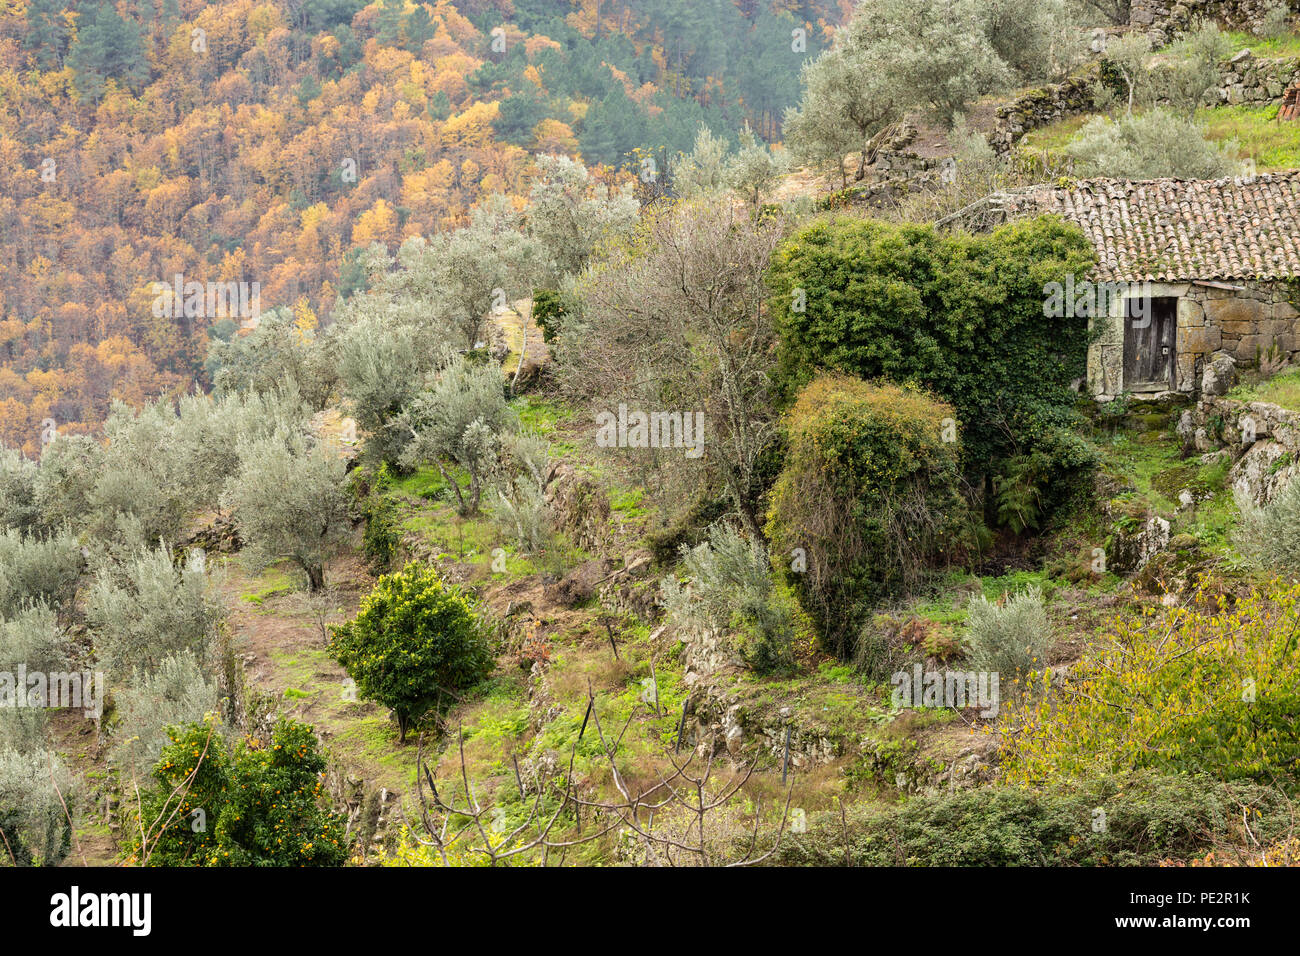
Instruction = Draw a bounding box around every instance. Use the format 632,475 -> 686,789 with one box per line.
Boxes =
330,563 -> 494,742
766,375 -> 966,661
128,717 -> 349,867
765,215 -> 1098,526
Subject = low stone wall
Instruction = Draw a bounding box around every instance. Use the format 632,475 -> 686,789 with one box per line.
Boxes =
1209,49 -> 1300,105
990,45 -> 1298,161
1131,0 -> 1299,47
824,149 -> 947,211
990,64 -> 1102,156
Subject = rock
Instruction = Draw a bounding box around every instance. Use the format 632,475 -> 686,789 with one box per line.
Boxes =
1200,350 -> 1237,398
1230,440 -> 1298,506
544,558 -> 615,607
622,549 -> 653,577
1108,515 -> 1171,574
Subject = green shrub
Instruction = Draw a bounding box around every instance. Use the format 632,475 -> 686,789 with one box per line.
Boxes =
766,215 -> 1098,525
964,585 -> 1052,683
772,773 -> 1291,866
330,563 -> 494,741
532,288 -> 568,343
358,468 -> 400,573
1065,109 -> 1239,180
1234,478 -> 1300,573
128,717 -> 349,866
766,375 -> 966,661
660,522 -> 795,675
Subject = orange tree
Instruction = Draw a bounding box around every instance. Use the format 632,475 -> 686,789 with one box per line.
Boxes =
129,716 -> 349,866
330,562 -> 494,743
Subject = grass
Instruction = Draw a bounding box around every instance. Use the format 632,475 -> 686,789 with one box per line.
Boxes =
1196,103 -> 1300,171
389,465 -> 454,501
1222,29 -> 1300,58
240,566 -> 296,605
1228,366 -> 1300,410
1019,102 -> 1300,174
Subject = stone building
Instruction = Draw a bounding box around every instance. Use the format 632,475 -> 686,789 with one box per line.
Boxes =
999,172 -> 1300,401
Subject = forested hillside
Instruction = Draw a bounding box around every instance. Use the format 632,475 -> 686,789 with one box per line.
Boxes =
0,0 -> 839,452
2,0 -> 1300,896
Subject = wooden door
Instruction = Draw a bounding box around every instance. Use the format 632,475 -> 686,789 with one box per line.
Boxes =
1123,296 -> 1176,389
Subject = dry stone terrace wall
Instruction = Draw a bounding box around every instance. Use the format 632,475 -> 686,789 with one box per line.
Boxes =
989,51 -> 1299,158
1131,0 -> 1300,46
990,65 -> 1102,156
1211,48 -> 1300,104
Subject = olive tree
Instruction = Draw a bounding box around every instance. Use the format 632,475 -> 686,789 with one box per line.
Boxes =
221,428 -> 351,591
0,530 -> 82,618
330,300 -> 457,467
399,354 -> 514,517
670,126 -> 731,198
86,544 -> 221,680
388,196 -> 543,350
206,306 -> 338,411
727,125 -> 788,212
527,154 -> 640,282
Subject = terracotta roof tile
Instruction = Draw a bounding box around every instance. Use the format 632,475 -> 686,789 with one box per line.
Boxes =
1014,171 -> 1300,282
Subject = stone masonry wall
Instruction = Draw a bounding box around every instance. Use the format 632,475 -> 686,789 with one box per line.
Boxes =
1090,279 -> 1299,401
1131,0 -> 1299,46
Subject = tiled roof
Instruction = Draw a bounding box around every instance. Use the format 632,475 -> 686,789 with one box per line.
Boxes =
1013,172 -> 1300,282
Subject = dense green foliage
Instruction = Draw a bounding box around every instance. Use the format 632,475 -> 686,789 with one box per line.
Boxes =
767,375 -> 966,661
130,718 -> 349,867
330,563 -> 494,741
766,215 -> 1099,526
774,773 -> 1292,866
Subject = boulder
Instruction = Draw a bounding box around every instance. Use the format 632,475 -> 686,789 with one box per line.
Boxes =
1200,350 -> 1237,398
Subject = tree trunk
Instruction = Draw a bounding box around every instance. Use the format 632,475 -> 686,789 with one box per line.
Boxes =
305,563 -> 325,592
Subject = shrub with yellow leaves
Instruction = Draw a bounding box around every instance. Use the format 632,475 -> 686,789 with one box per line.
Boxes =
1000,581 -> 1300,784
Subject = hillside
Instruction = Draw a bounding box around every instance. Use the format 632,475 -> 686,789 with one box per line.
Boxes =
2,0 -> 1300,935
0,0 -> 841,453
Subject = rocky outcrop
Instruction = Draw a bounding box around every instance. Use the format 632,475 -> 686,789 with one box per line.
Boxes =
1178,392 -> 1300,504
1108,515 -> 1173,574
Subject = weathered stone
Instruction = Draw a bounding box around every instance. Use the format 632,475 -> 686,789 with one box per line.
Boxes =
1200,350 -> 1237,398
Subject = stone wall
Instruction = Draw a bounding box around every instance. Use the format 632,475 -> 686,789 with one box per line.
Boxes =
1210,49 -> 1300,104
1178,388 -> 1300,504
990,64 -> 1102,156
825,149 -> 947,211
1089,279 -> 1299,401
1131,0 -> 1299,46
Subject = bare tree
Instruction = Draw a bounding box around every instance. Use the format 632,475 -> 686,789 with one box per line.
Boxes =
558,200 -> 782,537
405,685 -> 793,867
